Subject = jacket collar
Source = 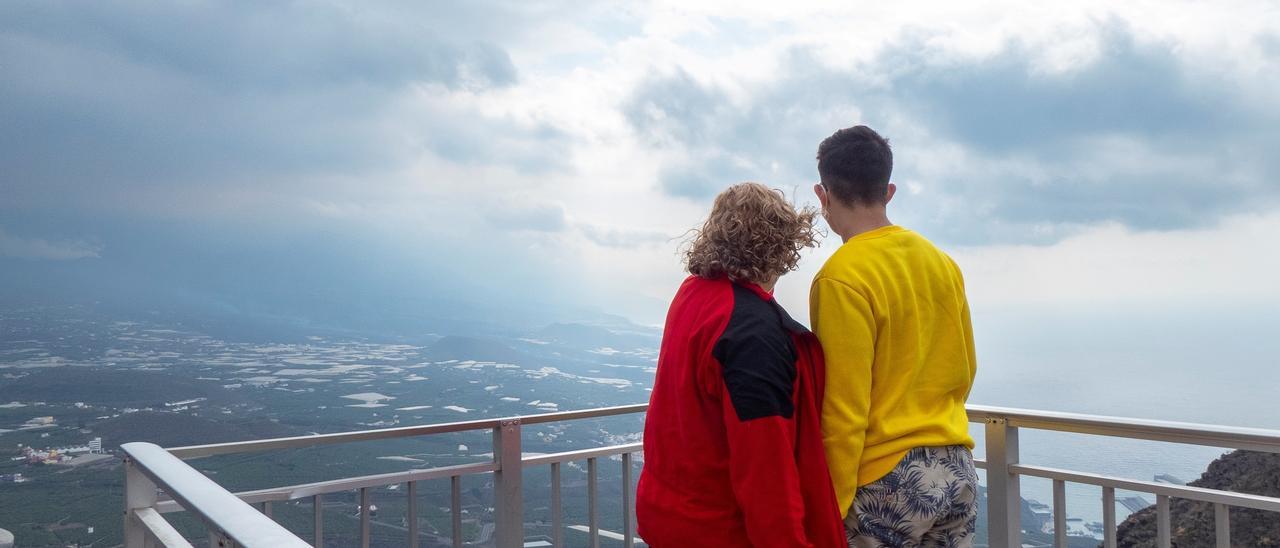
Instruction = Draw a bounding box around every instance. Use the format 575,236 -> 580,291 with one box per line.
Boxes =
733,279 -> 775,302
731,279 -> 810,335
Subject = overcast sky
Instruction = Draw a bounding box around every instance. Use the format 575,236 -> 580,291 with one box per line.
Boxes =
3,0 -> 1279,346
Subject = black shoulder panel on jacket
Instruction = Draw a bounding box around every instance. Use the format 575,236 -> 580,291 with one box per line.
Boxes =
712,284 -> 797,421
775,302 -> 810,335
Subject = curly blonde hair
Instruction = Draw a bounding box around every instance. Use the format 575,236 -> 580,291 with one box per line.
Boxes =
684,182 -> 820,284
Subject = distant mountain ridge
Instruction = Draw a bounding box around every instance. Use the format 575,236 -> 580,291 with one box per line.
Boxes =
426,336 -> 529,364
1116,449 -> 1280,547
531,322 -> 659,350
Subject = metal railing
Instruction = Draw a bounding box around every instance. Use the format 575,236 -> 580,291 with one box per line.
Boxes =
123,404 -> 645,548
122,403 -> 1280,548
969,405 -> 1280,548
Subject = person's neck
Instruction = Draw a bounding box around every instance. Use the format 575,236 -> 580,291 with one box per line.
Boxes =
758,279 -> 776,293
743,275 -> 778,293
831,208 -> 892,243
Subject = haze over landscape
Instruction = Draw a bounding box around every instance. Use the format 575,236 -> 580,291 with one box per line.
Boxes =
3,1 -> 1280,546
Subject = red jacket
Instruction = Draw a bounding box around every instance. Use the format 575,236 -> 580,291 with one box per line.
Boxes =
637,276 -> 845,548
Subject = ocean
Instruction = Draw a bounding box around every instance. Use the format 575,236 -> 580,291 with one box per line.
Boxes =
966,302 -> 1280,525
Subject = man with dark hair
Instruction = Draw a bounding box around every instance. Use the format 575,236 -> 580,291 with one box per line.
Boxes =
815,125 -> 894,206
810,125 -> 980,547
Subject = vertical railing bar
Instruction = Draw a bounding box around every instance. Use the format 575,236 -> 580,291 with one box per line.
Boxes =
622,452 -> 635,548
451,475 -> 463,548
208,530 -> 231,548
360,487 -> 371,548
552,462 -> 563,548
313,494 -> 323,547
493,419 -> 524,548
407,481 -> 419,548
1102,486 -> 1117,548
1156,495 -> 1171,548
1052,479 -> 1067,548
1215,503 -> 1230,548
263,501 -> 272,519
984,418 -> 1021,548
588,457 -> 599,548
124,459 -> 159,548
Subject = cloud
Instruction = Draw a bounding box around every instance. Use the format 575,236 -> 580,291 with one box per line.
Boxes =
0,2 -> 518,91
623,65 -> 836,200
0,1 -> 566,215
625,69 -> 730,148
4,1 -> 1279,330
486,200 -> 568,232
0,0 -> 657,328
1261,32 -> 1280,57
770,208 -> 1280,330
622,21 -> 1280,243
951,210 -> 1280,309
0,228 -> 101,260
578,224 -> 672,248
876,23 -> 1252,151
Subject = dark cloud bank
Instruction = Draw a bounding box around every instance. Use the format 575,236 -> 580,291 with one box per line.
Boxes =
0,1 -> 603,333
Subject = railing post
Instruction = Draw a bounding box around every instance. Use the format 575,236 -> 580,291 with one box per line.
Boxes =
124,458 -> 158,548
551,463 -> 563,548
493,418 -> 523,548
1214,503 -> 1230,548
622,452 -> 635,548
985,418 -> 1021,548
407,481 -> 419,548
208,530 -> 234,547
313,494 -> 324,547
1052,479 -> 1066,548
359,487 -> 371,548
1102,486 -> 1117,548
451,476 -> 463,548
588,457 -> 599,548
1156,495 -> 1171,548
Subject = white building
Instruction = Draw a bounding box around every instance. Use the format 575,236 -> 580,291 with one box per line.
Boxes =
88,437 -> 103,454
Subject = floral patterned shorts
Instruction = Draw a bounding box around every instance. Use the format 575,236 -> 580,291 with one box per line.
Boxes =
845,445 -> 979,548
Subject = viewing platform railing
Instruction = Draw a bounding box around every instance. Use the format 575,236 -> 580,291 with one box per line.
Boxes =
121,404 -> 1280,548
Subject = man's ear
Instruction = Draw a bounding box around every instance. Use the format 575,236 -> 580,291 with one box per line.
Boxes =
813,183 -> 827,207
885,183 -> 897,205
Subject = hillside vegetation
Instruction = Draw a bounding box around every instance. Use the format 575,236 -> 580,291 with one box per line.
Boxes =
0,367 -> 223,406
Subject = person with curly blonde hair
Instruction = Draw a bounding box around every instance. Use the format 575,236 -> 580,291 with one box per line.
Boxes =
637,182 -> 846,548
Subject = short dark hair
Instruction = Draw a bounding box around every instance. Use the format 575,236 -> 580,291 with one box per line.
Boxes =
816,125 -> 893,205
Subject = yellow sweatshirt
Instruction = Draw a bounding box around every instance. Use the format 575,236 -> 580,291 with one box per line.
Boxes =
810,225 -> 977,518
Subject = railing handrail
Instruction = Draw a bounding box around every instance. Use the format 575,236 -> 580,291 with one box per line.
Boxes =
121,442 -> 310,548
1009,463 -> 1280,513
167,403 -> 649,459
165,403 -> 1280,460
968,404 -> 1280,453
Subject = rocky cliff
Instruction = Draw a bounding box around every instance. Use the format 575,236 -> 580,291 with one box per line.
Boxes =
1116,449 -> 1280,547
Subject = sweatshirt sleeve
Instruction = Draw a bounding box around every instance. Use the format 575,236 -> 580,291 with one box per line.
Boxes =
810,276 -> 876,518
713,321 -> 814,548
